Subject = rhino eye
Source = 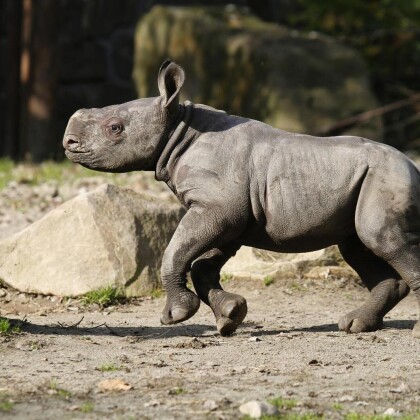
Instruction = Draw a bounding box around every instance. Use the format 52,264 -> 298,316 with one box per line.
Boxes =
106,120 -> 124,137
110,123 -> 123,134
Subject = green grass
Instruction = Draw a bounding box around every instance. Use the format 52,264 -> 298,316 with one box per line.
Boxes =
288,280 -> 305,292
0,317 -> 21,335
80,402 -> 94,413
269,397 -> 298,410
0,391 -> 14,413
168,387 -> 186,395
97,363 -> 120,372
0,159 -> 123,190
257,414 -> 322,420
0,400 -> 14,412
48,380 -> 72,399
344,413 -> 420,420
0,159 -> 15,189
81,286 -> 124,307
263,275 -> 275,286
150,288 -> 164,299
332,402 -> 343,410
220,273 -> 233,283
242,408 -> 420,420
0,159 -> 83,188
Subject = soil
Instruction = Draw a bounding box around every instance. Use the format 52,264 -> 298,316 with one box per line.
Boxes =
0,278 -> 419,419
0,169 -> 419,419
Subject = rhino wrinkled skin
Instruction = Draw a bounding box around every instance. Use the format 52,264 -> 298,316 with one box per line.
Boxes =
64,60 -> 420,338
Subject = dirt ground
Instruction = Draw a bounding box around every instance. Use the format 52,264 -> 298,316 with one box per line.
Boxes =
0,277 -> 419,419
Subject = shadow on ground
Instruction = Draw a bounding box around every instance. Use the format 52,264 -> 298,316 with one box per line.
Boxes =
7,317 -> 415,339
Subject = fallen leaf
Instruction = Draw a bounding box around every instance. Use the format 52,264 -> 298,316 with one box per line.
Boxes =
97,379 -> 132,392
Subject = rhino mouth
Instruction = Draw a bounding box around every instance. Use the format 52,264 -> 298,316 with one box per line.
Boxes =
65,149 -> 93,163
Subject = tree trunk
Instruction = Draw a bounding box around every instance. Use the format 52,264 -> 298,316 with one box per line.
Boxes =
3,0 -> 23,159
23,0 -> 59,161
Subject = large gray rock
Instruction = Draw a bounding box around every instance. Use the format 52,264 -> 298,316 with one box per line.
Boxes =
0,184 -> 184,297
133,6 -> 382,140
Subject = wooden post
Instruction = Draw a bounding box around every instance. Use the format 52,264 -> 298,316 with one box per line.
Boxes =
23,0 -> 59,161
3,0 -> 23,159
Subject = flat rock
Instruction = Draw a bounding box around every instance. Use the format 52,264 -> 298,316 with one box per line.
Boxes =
0,184 -> 184,296
222,246 -> 357,281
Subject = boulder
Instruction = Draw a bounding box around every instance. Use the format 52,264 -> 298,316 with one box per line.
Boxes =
239,400 -> 279,418
221,246 -> 358,281
133,6 -> 382,141
0,184 -> 184,297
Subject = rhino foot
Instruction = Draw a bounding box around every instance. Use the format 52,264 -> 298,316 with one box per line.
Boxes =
338,309 -> 383,333
160,290 -> 200,325
209,290 -> 247,336
412,321 -> 420,339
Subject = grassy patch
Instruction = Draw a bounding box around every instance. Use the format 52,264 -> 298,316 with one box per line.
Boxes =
344,413 -> 420,420
150,288 -> 164,299
0,317 -> 21,336
0,400 -> 14,412
288,280 -> 305,292
168,387 -> 186,395
0,391 -> 14,413
81,286 -> 124,307
48,380 -> 72,399
263,275 -> 275,286
269,397 -> 298,410
80,402 -> 94,413
257,413 -> 322,420
0,159 -> 119,189
332,402 -> 343,410
0,159 -> 15,189
220,273 -> 233,283
97,363 -> 120,372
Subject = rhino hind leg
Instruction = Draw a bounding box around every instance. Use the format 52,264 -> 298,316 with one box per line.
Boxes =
338,235 -> 410,333
380,245 -> 420,339
191,245 -> 247,336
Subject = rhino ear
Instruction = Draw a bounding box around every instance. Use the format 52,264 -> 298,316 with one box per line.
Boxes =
157,60 -> 185,114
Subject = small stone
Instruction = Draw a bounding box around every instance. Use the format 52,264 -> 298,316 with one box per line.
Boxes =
0,289 -> 6,297
338,395 -> 355,402
239,401 -> 279,418
97,379 -> 132,392
390,383 -> 408,394
205,361 -> 219,367
383,407 -> 399,416
248,337 -> 262,342
144,400 -> 160,407
203,399 -> 219,411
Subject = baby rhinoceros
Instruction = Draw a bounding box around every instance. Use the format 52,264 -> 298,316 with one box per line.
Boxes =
64,60 -> 420,338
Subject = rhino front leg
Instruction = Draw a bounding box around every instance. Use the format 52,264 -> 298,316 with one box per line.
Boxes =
191,245 -> 247,336
160,207 -> 244,327
338,235 -> 409,333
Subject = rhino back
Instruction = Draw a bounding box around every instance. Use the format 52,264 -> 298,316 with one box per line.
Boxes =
170,106 -> 416,251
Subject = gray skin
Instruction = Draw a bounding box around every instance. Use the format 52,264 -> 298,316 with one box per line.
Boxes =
63,60 -> 420,338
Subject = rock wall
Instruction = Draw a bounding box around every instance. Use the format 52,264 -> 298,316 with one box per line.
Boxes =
133,6 -> 382,140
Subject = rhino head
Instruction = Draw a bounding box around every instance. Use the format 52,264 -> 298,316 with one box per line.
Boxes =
63,60 -> 185,172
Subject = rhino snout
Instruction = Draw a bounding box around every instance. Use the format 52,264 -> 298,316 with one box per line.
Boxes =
63,134 -> 83,152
